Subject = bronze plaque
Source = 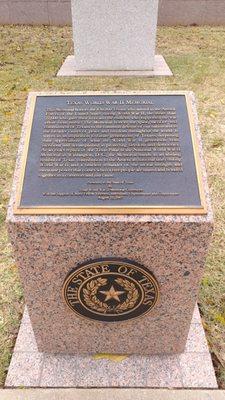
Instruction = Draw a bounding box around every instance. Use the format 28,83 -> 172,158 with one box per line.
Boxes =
15,92 -> 206,215
62,259 -> 159,322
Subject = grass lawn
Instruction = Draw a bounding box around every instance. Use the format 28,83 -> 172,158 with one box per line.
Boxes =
0,25 -> 225,388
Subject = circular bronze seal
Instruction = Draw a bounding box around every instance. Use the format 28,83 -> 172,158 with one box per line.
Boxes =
62,258 -> 159,322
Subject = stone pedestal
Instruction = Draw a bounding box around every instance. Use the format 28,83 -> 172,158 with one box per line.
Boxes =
5,305 -> 218,388
57,0 -> 172,76
7,92 -> 213,355
72,0 -> 158,70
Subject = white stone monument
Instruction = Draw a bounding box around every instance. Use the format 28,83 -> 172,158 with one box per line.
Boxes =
58,0 -> 172,76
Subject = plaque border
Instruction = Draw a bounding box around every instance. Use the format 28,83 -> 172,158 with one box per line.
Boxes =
14,91 -> 207,215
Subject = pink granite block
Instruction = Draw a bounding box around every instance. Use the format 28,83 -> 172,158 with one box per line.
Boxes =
40,354 -> 180,388
179,353 -> 217,388
185,323 -> 208,353
14,316 -> 38,353
108,356 -> 150,387
7,91 -> 213,356
191,304 -> 202,324
40,355 -> 78,387
21,306 -> 31,325
145,355 -> 182,388
6,307 -> 218,388
5,352 -> 43,387
65,356 -> 111,387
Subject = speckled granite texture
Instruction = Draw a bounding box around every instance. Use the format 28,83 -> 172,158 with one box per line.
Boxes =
7,91 -> 213,355
5,305 -> 217,388
71,0 -> 159,71
57,55 -> 173,77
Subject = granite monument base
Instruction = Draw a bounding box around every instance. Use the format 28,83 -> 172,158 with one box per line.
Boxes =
57,55 -> 173,77
7,91 -> 213,355
5,305 -> 217,388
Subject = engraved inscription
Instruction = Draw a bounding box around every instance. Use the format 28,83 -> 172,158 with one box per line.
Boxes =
18,94 -> 203,212
63,258 -> 159,322
39,102 -> 183,201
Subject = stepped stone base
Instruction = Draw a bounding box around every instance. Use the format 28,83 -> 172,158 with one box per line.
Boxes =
57,55 -> 173,77
5,305 -> 217,389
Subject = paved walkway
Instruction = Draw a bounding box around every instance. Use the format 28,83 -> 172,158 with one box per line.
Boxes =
1,389 -> 225,400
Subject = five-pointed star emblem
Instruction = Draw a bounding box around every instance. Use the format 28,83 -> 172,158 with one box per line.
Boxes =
99,285 -> 125,302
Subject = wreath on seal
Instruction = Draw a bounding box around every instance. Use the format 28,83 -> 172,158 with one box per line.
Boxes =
83,278 -> 110,313
114,278 -> 139,314
82,277 -> 139,314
